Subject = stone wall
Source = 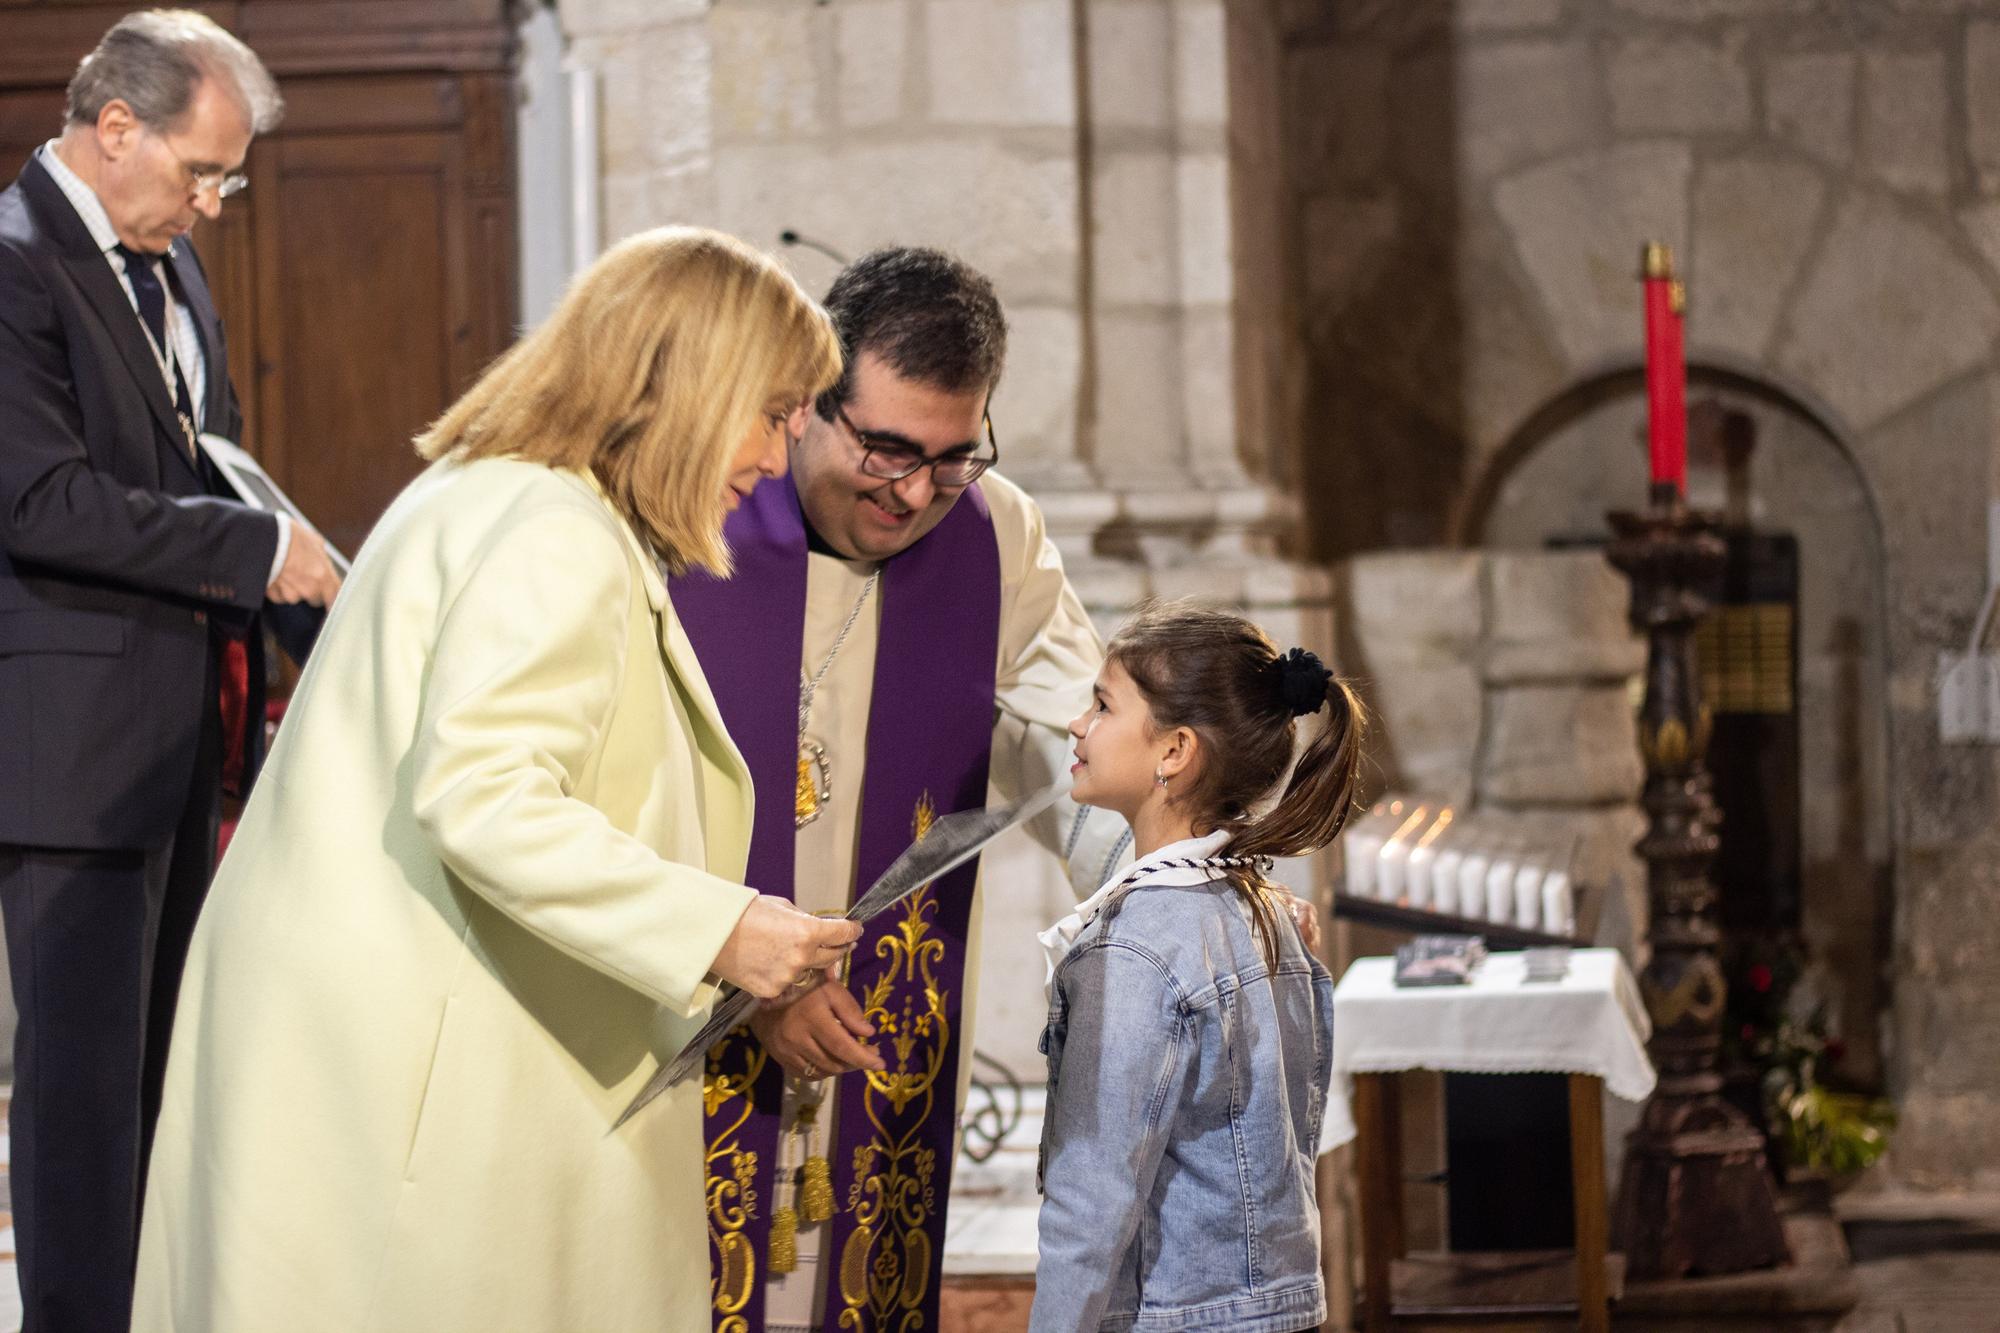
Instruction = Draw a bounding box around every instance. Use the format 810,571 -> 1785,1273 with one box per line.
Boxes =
1334,548 -> 1649,955
1282,0 -> 2000,1188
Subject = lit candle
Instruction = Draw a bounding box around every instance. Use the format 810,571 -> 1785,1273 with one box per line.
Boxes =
1641,241 -> 1687,495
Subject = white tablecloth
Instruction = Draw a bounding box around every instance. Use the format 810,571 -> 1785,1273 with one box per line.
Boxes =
1319,948 -> 1655,1152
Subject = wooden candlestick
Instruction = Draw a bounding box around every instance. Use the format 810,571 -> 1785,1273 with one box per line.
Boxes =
1605,494 -> 1789,1279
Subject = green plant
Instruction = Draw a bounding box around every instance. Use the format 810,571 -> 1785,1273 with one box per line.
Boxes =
1724,938 -> 1895,1180
1776,1081 -> 1896,1178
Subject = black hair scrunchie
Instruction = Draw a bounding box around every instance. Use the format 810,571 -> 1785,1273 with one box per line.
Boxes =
1270,646 -> 1332,717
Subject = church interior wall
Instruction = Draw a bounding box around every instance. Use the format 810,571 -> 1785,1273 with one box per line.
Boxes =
1280,0 -> 2000,1190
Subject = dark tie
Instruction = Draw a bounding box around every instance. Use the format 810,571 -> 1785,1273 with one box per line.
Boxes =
118,244 -> 250,797
114,242 -> 197,429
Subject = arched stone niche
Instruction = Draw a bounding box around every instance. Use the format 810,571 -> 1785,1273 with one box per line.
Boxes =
1464,363 -> 1896,1090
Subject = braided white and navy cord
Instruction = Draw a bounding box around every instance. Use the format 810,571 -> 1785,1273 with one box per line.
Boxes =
1104,852 -> 1274,897
1093,851 -> 1276,932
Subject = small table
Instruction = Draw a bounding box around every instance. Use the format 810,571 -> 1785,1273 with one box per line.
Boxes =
1322,949 -> 1656,1332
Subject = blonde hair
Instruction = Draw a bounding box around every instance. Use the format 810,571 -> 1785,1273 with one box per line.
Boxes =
417,226 -> 841,576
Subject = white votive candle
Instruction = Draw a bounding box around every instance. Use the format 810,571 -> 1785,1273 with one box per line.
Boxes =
1484,850 -> 1517,924
1541,869 -> 1575,937
1513,859 -> 1546,930
1431,845 -> 1464,915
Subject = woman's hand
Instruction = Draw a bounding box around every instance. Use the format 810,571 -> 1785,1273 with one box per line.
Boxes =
709,895 -> 862,999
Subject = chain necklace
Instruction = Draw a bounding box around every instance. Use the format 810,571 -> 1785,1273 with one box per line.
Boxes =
795,569 -> 879,827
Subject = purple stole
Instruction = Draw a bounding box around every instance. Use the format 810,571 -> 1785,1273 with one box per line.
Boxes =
670,473 -> 1001,1333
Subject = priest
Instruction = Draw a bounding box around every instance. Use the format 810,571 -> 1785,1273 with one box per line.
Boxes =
670,247 -> 1124,1333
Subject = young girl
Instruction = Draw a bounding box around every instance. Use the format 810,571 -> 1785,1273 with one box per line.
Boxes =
1032,602 -> 1363,1333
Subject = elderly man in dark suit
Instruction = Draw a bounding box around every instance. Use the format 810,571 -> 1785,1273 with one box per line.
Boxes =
0,10 -> 340,1327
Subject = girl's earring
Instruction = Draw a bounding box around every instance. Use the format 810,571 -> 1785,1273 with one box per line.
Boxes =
1154,767 -> 1169,788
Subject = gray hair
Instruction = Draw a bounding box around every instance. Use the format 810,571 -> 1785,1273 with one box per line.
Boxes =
65,9 -> 283,135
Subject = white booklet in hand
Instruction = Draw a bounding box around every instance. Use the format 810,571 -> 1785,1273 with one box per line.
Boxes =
199,432 -> 351,576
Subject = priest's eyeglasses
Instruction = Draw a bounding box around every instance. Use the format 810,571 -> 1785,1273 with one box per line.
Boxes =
832,402 -> 998,487
155,132 -> 250,200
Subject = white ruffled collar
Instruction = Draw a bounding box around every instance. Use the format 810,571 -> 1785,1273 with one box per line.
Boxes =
1037,829 -> 1233,987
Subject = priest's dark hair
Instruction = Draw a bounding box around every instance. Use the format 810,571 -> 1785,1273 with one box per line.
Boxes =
1105,600 -> 1366,969
816,247 -> 1008,417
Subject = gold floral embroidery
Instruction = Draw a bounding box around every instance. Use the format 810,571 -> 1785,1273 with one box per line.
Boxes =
705,1029 -> 767,1331
837,794 -> 951,1331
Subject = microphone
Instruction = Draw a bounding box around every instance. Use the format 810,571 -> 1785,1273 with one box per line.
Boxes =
779,229 -> 850,266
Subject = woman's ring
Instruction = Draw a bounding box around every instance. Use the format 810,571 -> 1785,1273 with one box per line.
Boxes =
801,1061 -> 820,1080
791,970 -> 818,989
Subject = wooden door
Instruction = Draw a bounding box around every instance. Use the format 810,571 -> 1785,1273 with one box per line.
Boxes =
228,72 -> 515,557
0,5 -> 517,559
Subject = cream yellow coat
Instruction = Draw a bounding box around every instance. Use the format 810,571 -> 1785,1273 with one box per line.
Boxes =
132,458 -> 759,1332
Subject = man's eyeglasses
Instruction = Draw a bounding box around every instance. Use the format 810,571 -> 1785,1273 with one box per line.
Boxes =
154,130 -> 249,200
832,401 -> 998,487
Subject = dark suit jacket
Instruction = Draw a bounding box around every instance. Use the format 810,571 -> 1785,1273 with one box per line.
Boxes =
0,152 -> 304,851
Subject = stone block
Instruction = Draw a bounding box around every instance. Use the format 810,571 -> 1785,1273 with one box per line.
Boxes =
987,304 -> 1081,476
836,1 -> 911,130
1359,662 -> 1484,806
1494,142 -> 1694,368
1179,308 -> 1235,468
1336,552 -> 1488,664
924,0 -> 1076,128
1286,42 -> 1392,189
1891,1088 -> 2000,1192
714,139 -> 1079,307
558,0 -> 706,38
710,5 -> 823,143
1485,552 -> 1643,684
1689,155 -> 1828,361
1455,39 -> 1599,183
1608,34 -> 1752,135
1177,153 -> 1231,306
1612,0 -> 1813,13
1460,256 -> 1571,457
1092,312 -> 1185,481
1092,151 -> 1178,306
1775,194 -> 2000,430
1960,199 -> 2000,281
590,23 -> 713,179
1479,683 -> 1645,805
1176,0 -> 1229,130
1765,50 -> 1855,168
1087,0 -> 1172,133
1971,22 -> 2000,193
1455,0 -> 1564,31
1860,50 -> 1949,195
1301,192 -> 1399,316
1857,370 -> 1992,599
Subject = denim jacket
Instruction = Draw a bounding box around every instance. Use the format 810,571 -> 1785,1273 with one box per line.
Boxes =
1031,844 -> 1335,1333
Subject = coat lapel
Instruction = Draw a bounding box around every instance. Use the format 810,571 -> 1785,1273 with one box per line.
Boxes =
21,161 -> 202,484
568,470 -> 757,863
60,251 -> 198,476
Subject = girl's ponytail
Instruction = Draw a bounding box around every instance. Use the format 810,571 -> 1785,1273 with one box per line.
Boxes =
1230,677 -> 1367,869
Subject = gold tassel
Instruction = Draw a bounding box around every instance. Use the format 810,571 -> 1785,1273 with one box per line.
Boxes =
801,1155 -> 835,1224
769,1205 -> 798,1274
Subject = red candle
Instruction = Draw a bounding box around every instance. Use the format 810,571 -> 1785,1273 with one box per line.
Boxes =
1641,242 -> 1687,494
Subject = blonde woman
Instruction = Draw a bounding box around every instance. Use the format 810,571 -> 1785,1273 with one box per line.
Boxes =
131,227 -> 860,1330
